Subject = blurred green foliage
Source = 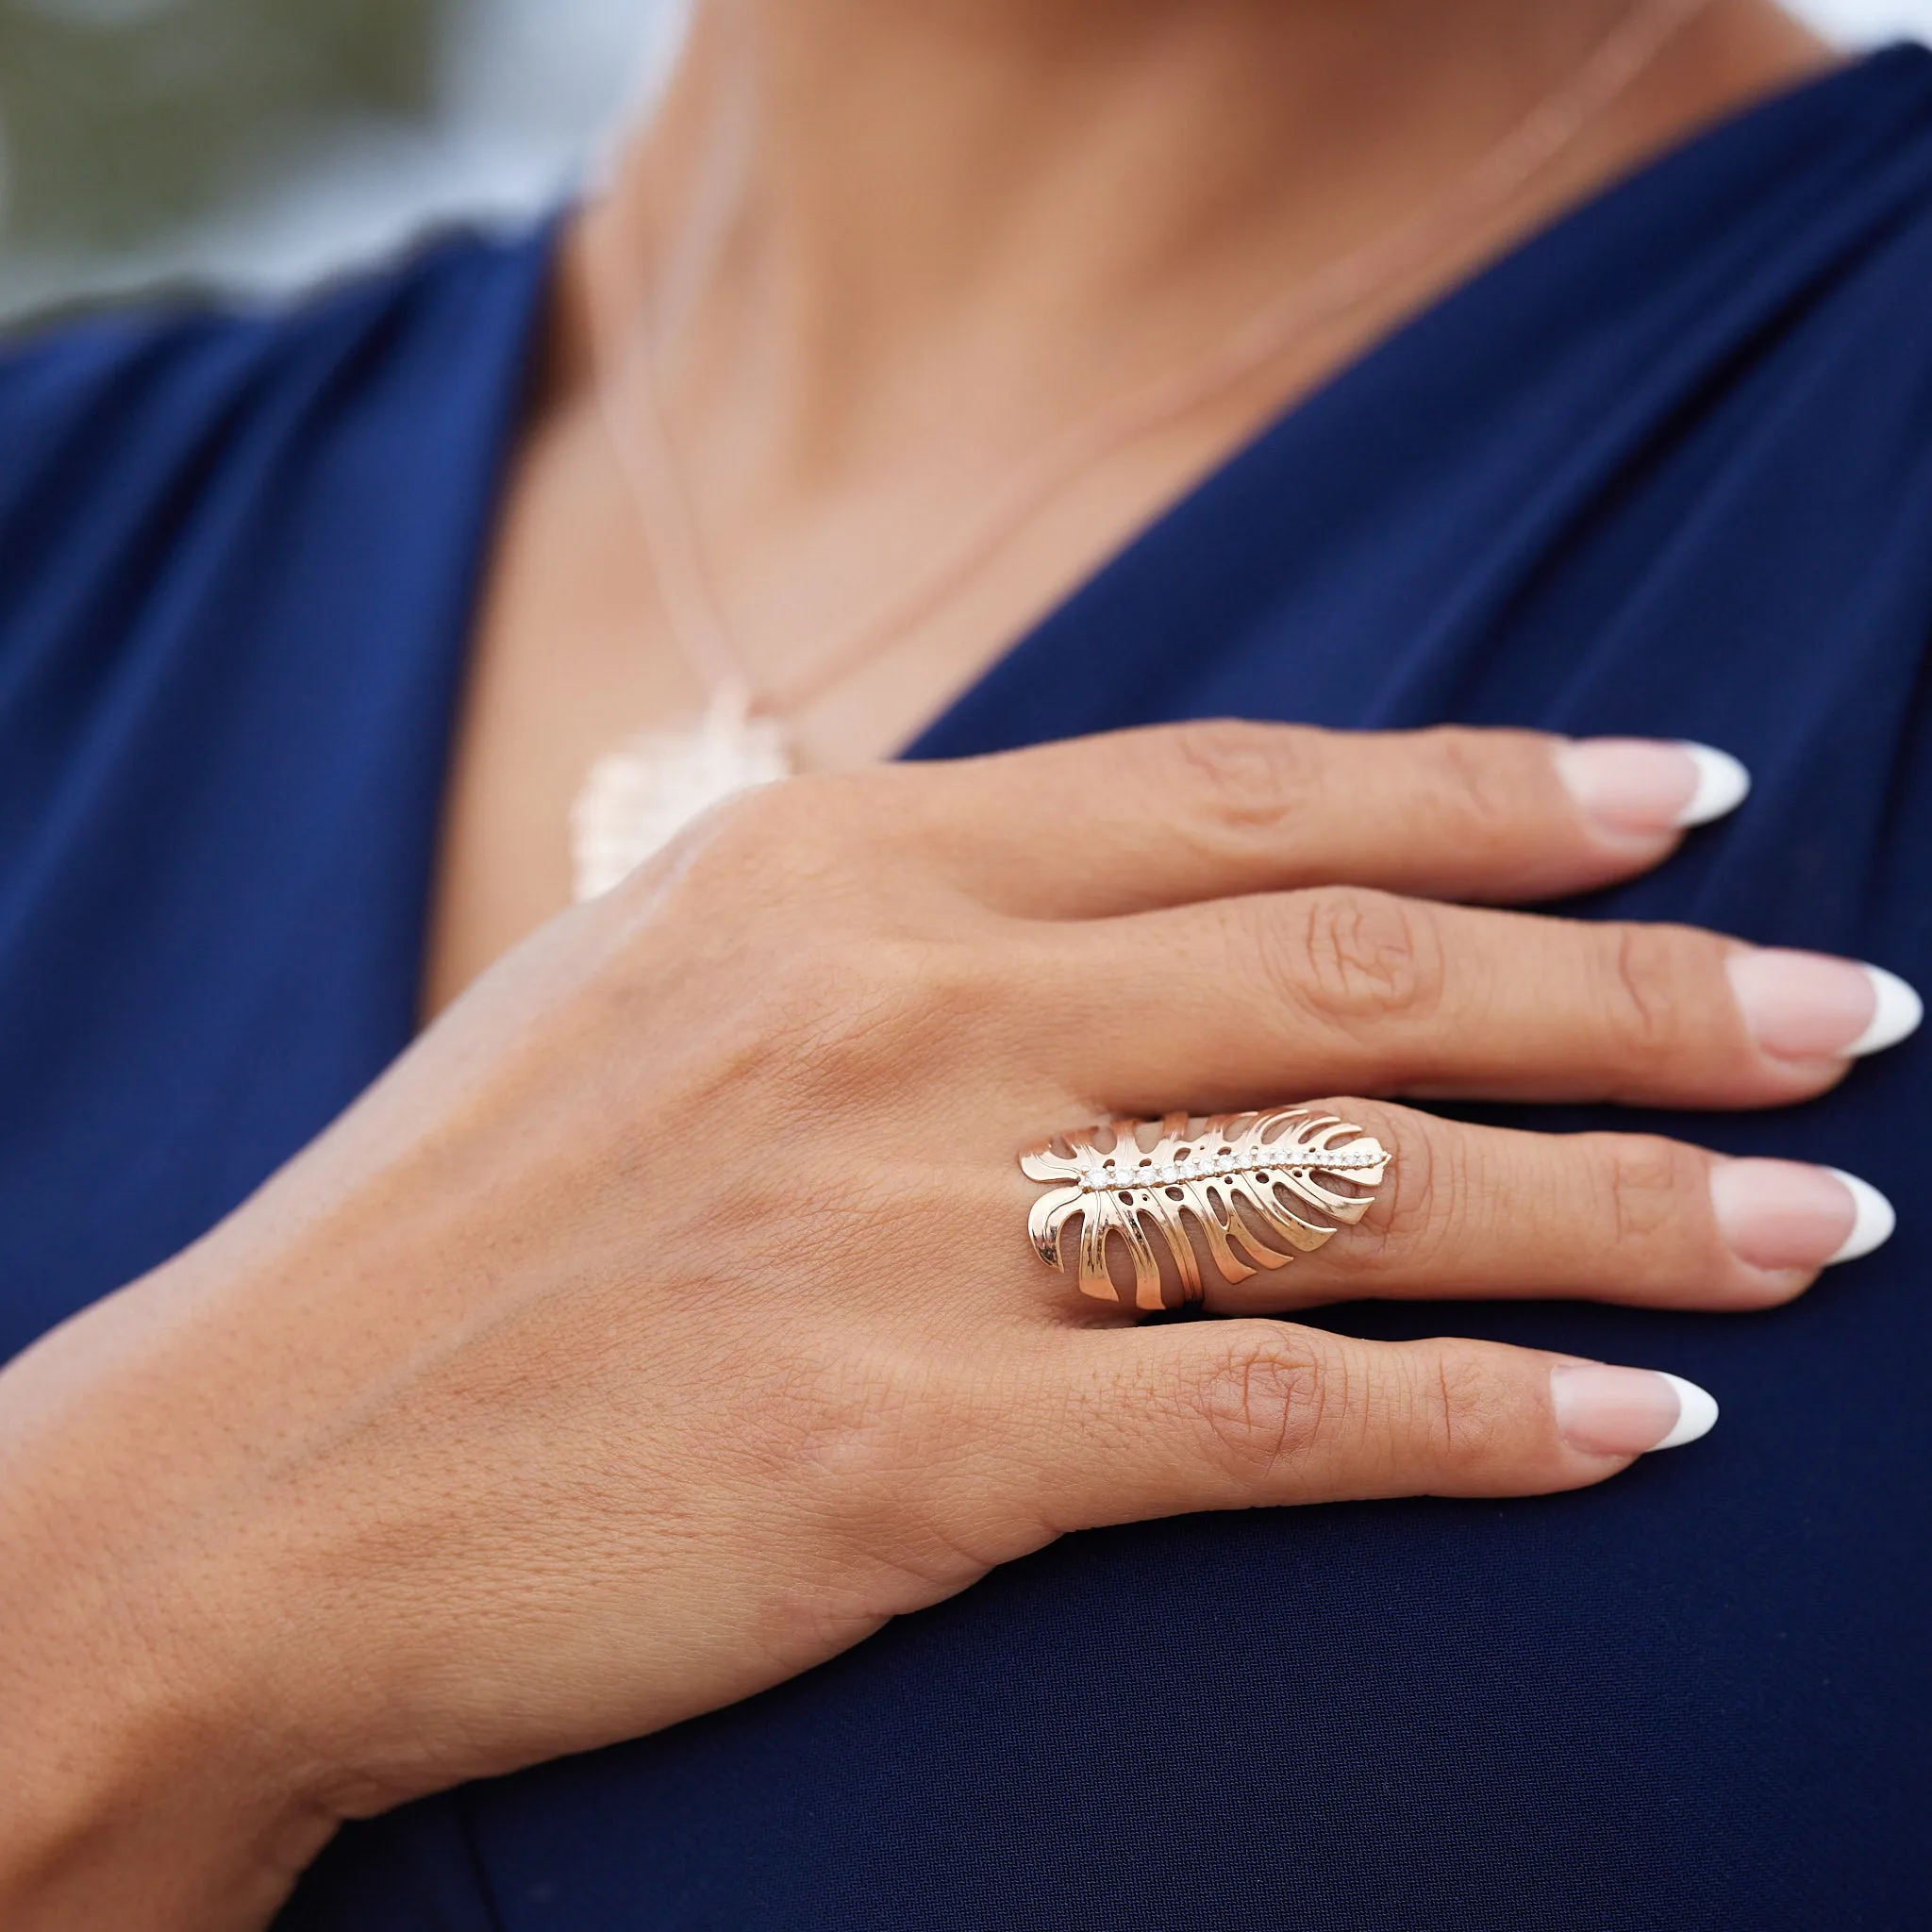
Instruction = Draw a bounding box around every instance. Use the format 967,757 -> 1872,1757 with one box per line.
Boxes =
0,0 -> 441,249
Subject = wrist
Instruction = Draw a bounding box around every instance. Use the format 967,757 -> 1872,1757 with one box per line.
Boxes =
0,1296 -> 341,1929
0,1701 -> 335,1932
0,1573 -> 339,1932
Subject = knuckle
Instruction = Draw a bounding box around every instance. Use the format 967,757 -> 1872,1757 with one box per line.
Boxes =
1409,1343 -> 1509,1472
701,774 -> 817,859
1322,1101 -> 1457,1274
1597,923 -> 1697,1064
1162,719 -> 1323,841
1378,1111 -> 1455,1262
1424,726 -> 1536,848
1184,1329 -> 1332,1479
677,774 -> 870,901
1261,890 -> 1446,1032
1591,1132 -> 1706,1248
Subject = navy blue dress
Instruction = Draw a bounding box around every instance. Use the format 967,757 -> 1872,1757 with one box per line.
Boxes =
5,49 -> 1931,1932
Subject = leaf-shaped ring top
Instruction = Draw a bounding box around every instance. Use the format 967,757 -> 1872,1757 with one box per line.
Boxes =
1020,1108 -> 1391,1311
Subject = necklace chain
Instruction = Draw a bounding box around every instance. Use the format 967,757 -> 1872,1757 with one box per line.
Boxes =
590,0 -> 1712,728
569,0 -> 1714,901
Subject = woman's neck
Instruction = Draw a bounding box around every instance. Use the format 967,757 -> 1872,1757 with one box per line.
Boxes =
428,0 -> 1829,1008
570,0 -> 1826,470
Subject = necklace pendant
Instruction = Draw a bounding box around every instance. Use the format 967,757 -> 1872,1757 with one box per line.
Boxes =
570,689 -> 793,902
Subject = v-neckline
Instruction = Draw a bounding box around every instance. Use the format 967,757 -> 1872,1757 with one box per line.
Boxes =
419,43 -> 1930,1019
888,43 -> 1928,761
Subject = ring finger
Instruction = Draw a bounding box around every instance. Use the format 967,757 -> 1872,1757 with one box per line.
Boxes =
1016,1096 -> 1890,1317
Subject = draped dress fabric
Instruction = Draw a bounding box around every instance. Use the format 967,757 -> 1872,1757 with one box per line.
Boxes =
3,47 -> 1931,1932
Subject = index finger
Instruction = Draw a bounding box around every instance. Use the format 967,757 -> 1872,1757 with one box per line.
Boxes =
891,723 -> 1746,918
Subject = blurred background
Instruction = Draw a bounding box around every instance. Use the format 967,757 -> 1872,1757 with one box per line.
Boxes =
1,0 -> 1928,329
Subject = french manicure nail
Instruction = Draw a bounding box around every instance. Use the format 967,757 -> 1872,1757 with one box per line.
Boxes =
1552,1363 -> 1719,1457
1556,739 -> 1751,838
1728,951 -> 1924,1060
1711,1159 -> 1895,1271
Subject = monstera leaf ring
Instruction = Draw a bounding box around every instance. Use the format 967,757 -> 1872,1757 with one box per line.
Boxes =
1020,1108 -> 1392,1311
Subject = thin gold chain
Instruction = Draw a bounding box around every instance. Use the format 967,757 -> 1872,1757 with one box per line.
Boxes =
590,0 -> 1715,728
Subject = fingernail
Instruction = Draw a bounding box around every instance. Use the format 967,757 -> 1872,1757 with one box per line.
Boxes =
1711,1158 -> 1896,1270
1728,951 -> 1924,1060
1556,739 -> 1751,837
1552,1363 -> 1719,1456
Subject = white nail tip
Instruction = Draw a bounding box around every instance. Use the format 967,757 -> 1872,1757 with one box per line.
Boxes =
1825,1169 -> 1896,1265
1674,743 -> 1753,827
1652,1374 -> 1721,1452
1847,965 -> 1924,1057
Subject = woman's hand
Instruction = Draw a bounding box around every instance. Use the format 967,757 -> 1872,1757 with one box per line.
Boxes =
0,724 -> 1908,1929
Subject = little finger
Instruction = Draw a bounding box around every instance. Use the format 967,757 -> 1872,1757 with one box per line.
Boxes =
1023,1323 -> 1718,1532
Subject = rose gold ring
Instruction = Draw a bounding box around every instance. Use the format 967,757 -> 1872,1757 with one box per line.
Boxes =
1020,1108 -> 1392,1310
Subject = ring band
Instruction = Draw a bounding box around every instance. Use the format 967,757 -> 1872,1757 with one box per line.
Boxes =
1020,1109 -> 1392,1310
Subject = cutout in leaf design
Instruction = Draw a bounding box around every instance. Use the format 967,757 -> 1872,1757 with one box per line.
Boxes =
1021,1109 -> 1391,1310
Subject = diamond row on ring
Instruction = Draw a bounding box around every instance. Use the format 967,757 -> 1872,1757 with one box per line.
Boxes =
1075,1145 -> 1385,1194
